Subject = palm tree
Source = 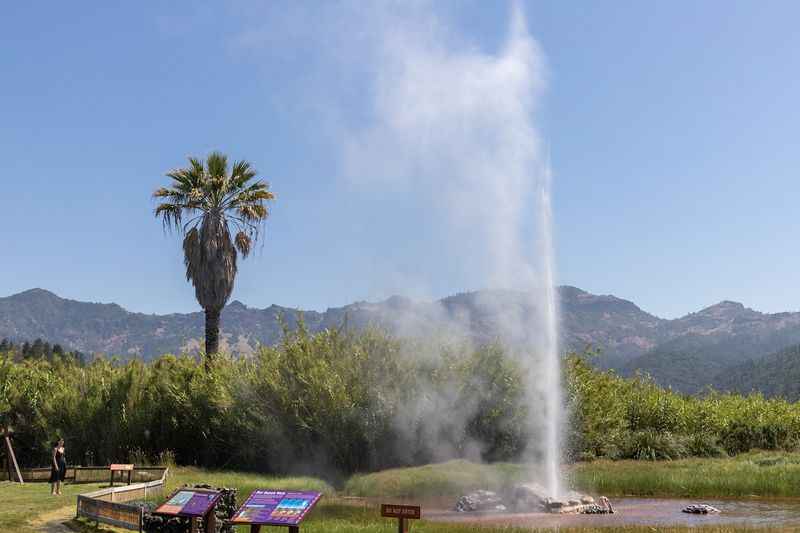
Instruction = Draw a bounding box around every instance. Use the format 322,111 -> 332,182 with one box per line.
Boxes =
154,152 -> 274,367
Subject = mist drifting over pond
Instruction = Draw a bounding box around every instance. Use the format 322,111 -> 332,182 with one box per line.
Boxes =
339,3 -> 563,495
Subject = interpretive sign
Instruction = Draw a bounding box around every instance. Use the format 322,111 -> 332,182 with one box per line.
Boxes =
231,489 -> 322,531
155,488 -> 221,517
77,495 -> 143,531
381,504 -> 421,533
154,488 -> 221,533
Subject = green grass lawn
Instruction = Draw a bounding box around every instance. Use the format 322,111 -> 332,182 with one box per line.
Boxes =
164,466 -> 335,498
344,452 -> 800,500
344,459 -> 528,498
10,453 -> 800,532
0,480 -> 105,533
570,451 -> 800,498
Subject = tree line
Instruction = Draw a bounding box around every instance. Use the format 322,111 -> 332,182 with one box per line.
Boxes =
0,338 -> 86,365
3,327 -> 800,477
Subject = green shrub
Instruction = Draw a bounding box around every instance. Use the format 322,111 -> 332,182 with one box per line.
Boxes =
621,430 -> 688,461
5,337 -> 800,476
0,327 -> 528,474
686,433 -> 727,458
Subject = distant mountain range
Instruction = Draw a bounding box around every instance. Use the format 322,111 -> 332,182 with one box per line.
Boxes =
2,287 -> 800,397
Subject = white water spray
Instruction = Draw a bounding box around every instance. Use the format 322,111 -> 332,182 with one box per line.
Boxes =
338,1 -> 564,497
537,160 -> 562,498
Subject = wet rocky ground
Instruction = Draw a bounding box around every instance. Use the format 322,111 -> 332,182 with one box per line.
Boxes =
455,483 -> 612,514
430,497 -> 800,528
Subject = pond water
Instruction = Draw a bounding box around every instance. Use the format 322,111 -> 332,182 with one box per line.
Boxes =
423,497 -> 800,528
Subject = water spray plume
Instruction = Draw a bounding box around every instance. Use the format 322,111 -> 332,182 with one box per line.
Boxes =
344,0 -> 564,497
537,150 -> 563,498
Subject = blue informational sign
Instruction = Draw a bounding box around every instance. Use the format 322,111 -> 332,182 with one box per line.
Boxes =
231,489 -> 322,526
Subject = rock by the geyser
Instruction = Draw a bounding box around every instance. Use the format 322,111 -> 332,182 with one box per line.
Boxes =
507,483 -> 550,512
578,496 -> 615,515
457,485 -> 612,515
455,490 -> 507,512
682,504 -> 721,514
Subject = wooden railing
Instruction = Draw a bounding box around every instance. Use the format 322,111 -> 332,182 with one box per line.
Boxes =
75,467 -> 169,531
0,465 -> 167,484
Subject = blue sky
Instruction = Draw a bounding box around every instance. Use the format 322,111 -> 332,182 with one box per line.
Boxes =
1,1 -> 798,319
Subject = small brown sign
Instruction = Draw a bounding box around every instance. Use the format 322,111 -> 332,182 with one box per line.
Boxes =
109,464 -> 135,486
381,504 -> 421,520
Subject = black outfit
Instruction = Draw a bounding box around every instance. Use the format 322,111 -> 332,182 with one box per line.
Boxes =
49,448 -> 66,482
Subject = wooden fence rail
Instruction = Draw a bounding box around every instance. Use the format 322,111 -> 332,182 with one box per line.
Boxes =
0,465 -> 168,483
75,467 -> 169,532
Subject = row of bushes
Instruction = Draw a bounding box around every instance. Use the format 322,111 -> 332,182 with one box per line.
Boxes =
565,354 -> 800,460
4,327 -> 800,476
0,325 -> 526,476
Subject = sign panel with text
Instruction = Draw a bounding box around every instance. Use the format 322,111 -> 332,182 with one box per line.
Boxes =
381,504 -> 421,520
231,489 -> 322,526
155,488 -> 221,517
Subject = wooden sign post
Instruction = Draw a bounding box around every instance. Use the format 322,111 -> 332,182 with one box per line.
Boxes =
1,427 -> 23,484
381,504 -> 421,533
109,463 -> 134,486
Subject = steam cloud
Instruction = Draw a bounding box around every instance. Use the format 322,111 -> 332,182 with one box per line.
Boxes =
239,0 -> 563,495
341,3 -> 563,495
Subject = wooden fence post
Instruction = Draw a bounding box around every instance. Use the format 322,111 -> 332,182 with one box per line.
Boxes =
2,429 -> 23,484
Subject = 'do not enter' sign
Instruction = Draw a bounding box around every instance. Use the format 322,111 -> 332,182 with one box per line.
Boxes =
381,504 -> 421,532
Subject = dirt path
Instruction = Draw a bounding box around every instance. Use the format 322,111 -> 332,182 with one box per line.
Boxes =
28,505 -> 75,533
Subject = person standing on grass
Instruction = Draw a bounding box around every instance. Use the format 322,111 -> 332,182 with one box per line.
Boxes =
49,438 -> 66,495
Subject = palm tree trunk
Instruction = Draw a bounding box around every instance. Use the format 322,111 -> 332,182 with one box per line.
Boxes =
204,307 -> 221,368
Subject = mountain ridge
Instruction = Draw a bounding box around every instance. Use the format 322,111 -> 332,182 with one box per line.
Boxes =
3,286 -> 800,396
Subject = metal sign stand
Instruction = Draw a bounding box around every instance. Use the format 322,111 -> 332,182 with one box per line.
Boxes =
189,511 -> 216,533
247,526 -> 299,533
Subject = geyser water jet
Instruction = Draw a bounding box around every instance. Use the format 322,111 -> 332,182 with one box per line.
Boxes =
341,1 -> 565,497
536,162 -> 562,498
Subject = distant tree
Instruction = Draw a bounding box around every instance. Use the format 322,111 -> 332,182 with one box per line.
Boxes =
72,350 -> 86,366
153,152 -> 274,368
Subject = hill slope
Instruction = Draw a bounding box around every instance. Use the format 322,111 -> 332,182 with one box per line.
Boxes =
0,286 -> 663,360
714,344 -> 800,400
3,287 -> 800,397
620,302 -> 800,393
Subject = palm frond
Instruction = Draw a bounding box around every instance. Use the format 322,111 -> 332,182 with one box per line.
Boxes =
206,152 -> 228,180
234,231 -> 252,258
230,160 -> 257,188
187,157 -> 206,178
237,204 -> 269,222
182,227 -> 201,282
154,203 -> 183,231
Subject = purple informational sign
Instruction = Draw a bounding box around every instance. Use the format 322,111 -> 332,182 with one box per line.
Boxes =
231,490 -> 322,526
155,488 -> 221,517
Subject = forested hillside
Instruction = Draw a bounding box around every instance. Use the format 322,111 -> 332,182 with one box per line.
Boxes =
3,287 -> 800,395
715,344 -> 800,400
